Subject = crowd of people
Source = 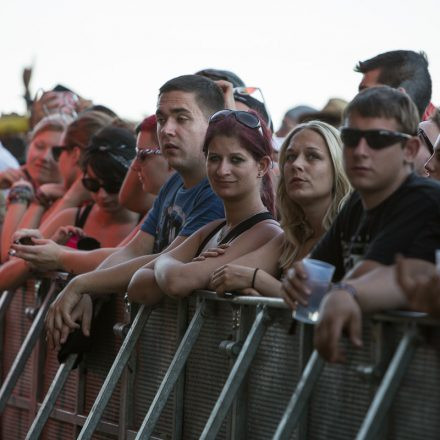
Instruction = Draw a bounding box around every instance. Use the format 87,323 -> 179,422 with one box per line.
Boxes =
1,49 -> 440,366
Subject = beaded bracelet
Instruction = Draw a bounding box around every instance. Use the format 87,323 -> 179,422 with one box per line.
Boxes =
6,185 -> 34,206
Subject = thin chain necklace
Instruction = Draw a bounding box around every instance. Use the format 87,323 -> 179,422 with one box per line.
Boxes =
216,208 -> 268,244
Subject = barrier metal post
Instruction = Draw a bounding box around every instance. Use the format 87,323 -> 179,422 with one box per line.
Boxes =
273,350 -> 324,440
134,298 -> 208,440
229,304 -> 254,440
0,280 -> 58,414
0,290 -> 14,323
25,353 -> 79,440
0,290 -> 14,381
172,298 -> 189,440
77,305 -> 153,440
200,305 -> 272,440
356,325 -> 419,440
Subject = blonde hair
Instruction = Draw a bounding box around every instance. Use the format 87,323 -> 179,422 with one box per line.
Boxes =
31,114 -> 73,139
277,121 -> 351,270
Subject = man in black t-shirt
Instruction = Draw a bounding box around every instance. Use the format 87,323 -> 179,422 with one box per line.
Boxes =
282,86 -> 440,362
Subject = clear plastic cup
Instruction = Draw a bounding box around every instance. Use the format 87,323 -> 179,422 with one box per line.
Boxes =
436,250 -> 440,273
293,258 -> 336,324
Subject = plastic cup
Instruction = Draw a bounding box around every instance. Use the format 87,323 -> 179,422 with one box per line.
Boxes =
293,258 -> 335,324
436,250 -> 440,274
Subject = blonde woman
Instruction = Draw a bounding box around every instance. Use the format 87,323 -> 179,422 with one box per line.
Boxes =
209,121 -> 351,296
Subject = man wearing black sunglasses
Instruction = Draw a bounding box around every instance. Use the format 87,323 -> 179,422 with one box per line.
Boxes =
282,86 -> 440,362
45,75 -> 226,349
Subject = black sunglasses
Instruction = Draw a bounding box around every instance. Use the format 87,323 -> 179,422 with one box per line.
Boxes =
52,145 -> 70,162
136,147 -> 161,161
82,176 -> 121,194
418,128 -> 434,155
340,128 -> 412,150
209,110 -> 263,135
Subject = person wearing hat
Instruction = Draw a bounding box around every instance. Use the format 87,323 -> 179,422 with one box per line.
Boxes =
299,98 -> 348,128
195,68 -> 245,88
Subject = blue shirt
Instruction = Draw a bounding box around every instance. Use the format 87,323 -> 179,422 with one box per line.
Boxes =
141,172 -> 224,253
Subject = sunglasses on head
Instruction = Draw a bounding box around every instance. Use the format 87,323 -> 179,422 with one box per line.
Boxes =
136,147 -> 161,161
418,128 -> 434,155
340,127 -> 412,150
82,176 -> 121,194
209,110 -> 263,135
52,145 -> 70,162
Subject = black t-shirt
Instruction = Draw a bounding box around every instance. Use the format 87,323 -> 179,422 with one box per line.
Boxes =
311,173 -> 440,281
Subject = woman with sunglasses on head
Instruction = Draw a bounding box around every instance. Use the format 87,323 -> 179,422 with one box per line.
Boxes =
207,120 -> 351,297
1,114 -> 71,262
123,109 -> 282,305
0,125 -> 139,291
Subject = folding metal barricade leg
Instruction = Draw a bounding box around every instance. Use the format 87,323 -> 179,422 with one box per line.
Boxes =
0,290 -> 15,379
134,297 -> 208,440
76,304 -> 153,440
0,276 -> 60,414
200,305 -> 272,439
272,350 -> 325,440
0,290 -> 14,324
25,353 -> 79,440
355,324 -> 420,440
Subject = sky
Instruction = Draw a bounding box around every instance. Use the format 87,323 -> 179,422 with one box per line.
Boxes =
1,0 -> 439,129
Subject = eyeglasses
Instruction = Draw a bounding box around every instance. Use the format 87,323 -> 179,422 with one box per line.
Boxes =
52,145 -> 70,162
136,147 -> 161,161
82,176 -> 121,194
418,128 -> 434,155
340,128 -> 412,150
209,110 -> 263,136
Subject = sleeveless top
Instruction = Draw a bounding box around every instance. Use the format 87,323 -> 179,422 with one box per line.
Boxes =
195,211 -> 273,256
64,203 -> 101,250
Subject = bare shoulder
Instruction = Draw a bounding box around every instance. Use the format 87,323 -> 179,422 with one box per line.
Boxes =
195,218 -> 226,240
250,219 -> 283,236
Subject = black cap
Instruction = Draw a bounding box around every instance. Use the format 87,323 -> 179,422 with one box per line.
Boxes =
195,68 -> 245,87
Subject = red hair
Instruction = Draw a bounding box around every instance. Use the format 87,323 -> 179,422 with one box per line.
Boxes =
137,115 -> 157,134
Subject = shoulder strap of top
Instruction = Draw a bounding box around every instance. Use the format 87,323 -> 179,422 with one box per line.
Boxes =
220,211 -> 273,245
195,220 -> 226,257
75,203 -> 94,228
195,211 -> 273,257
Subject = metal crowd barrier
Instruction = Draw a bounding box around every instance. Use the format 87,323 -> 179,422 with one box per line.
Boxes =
1,273 -> 440,439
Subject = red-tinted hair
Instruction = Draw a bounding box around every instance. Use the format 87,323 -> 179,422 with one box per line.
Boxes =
136,115 -> 157,134
203,110 -> 275,216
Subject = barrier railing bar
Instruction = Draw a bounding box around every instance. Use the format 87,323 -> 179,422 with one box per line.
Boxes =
356,326 -> 419,440
77,304 -> 153,440
135,298 -> 208,440
195,290 -> 288,309
273,350 -> 324,440
0,282 -> 58,414
25,353 -> 78,439
200,305 -> 271,440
